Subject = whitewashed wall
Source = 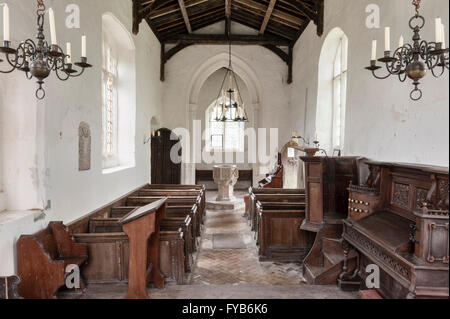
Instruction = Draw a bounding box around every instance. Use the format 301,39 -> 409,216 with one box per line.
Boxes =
163,22 -> 291,183
290,0 -> 449,166
0,0 -> 163,275
0,0 -> 448,276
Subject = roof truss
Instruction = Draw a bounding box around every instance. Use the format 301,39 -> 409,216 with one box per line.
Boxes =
132,0 -> 325,83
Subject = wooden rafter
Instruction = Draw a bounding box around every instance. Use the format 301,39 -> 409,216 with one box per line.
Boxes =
134,0 -> 325,83
225,0 -> 231,37
280,0 -> 316,21
260,0 -> 277,35
132,0 -> 142,35
164,34 -> 291,46
178,0 -> 193,33
315,0 -> 324,36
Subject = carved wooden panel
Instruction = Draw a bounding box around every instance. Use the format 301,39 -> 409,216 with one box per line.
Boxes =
392,183 -> 409,209
415,188 -> 429,209
79,122 -> 91,171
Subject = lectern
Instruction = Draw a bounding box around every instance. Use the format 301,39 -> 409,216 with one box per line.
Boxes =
119,198 -> 167,299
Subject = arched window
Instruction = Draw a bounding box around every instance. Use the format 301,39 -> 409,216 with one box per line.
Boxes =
102,13 -> 136,171
205,97 -> 245,152
332,36 -> 348,151
316,28 -> 348,155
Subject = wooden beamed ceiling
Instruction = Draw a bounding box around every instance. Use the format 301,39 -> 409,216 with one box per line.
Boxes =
132,0 -> 324,83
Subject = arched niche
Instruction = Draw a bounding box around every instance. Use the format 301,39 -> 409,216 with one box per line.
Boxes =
183,52 -> 263,185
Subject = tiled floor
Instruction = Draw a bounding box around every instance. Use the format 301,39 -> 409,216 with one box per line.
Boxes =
64,191 -> 358,299
190,191 -> 306,286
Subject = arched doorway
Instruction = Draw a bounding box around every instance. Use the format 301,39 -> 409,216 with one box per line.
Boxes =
151,128 -> 182,184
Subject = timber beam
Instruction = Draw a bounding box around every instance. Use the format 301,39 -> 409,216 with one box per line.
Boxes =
160,40 -> 293,84
164,34 -> 291,46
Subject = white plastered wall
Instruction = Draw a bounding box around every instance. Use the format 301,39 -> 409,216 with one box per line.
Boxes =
0,0 -> 163,275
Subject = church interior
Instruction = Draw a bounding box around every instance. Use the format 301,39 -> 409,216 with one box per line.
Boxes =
0,0 -> 449,301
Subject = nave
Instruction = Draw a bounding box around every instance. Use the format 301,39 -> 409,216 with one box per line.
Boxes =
59,192 -> 357,299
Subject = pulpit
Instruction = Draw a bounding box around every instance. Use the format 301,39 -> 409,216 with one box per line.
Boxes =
118,198 -> 167,299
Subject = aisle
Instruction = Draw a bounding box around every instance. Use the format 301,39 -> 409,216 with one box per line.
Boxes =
188,191 -> 305,285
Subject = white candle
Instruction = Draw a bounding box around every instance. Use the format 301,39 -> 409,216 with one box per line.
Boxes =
66,42 -> 72,63
371,40 -> 377,60
3,3 -> 10,42
384,27 -> 390,51
81,35 -> 86,57
441,24 -> 446,49
435,18 -> 442,43
315,132 -> 318,141
48,8 -> 57,45
398,35 -> 404,48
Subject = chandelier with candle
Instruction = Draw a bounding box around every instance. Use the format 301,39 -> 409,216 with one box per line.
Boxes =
212,40 -> 248,123
366,0 -> 448,101
0,0 -> 92,99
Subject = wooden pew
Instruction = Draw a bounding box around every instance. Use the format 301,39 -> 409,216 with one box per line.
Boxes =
255,202 -> 315,262
248,191 -> 306,233
140,187 -> 206,223
86,213 -> 193,275
72,209 -> 188,284
339,161 -> 449,299
248,189 -> 305,227
17,222 -> 88,299
67,184 -> 204,286
127,196 -> 201,240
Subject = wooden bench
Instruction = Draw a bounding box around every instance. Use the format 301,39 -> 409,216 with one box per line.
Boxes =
67,184 -> 205,286
17,222 -> 88,299
143,184 -> 206,221
256,202 -> 314,262
248,189 -> 305,228
72,207 -> 188,285
127,196 -> 202,239
249,191 -> 306,233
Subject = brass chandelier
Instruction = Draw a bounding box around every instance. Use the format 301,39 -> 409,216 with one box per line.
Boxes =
0,0 -> 92,99
366,0 -> 448,101
212,39 -> 249,123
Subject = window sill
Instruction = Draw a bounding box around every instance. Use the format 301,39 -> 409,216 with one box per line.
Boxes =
102,165 -> 135,175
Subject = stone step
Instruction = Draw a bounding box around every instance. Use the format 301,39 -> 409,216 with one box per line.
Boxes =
70,283 -> 359,299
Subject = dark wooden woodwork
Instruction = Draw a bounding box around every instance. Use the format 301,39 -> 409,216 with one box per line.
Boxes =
300,156 -> 363,285
250,193 -> 306,233
17,222 -> 88,299
134,0 -> 323,82
119,200 -> 165,299
68,184 -> 205,286
151,128 -> 181,185
340,161 -> 449,299
0,276 -> 21,299
258,153 -> 283,188
301,156 -> 362,232
256,201 -> 315,262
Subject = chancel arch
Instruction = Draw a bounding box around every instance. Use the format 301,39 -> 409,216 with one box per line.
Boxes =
184,53 -> 262,185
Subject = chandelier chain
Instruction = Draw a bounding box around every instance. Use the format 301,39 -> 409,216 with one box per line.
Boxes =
37,0 -> 46,16
412,0 -> 421,17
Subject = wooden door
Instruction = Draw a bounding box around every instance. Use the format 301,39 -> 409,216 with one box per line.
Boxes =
151,128 -> 181,184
